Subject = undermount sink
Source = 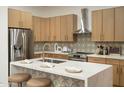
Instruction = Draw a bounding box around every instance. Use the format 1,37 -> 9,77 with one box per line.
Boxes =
38,59 -> 66,64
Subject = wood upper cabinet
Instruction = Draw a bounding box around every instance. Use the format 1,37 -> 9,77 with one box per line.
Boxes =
102,8 -> 114,41
8,9 -> 21,28
33,16 -> 41,42
49,17 -> 56,41
20,11 -> 32,29
66,14 -> 77,41
40,18 -> 46,41
33,14 -> 77,42
8,8 -> 32,29
115,7 -> 124,41
55,16 -> 61,41
92,6 -> 124,42
92,10 -> 102,41
45,18 -> 50,41
106,59 -> 120,86
60,15 -> 67,41
60,14 -> 77,42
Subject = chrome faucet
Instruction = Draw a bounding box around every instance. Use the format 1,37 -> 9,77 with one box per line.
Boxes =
42,43 -> 52,62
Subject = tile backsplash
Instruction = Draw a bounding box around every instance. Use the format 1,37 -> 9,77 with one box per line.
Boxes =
34,34 -> 124,55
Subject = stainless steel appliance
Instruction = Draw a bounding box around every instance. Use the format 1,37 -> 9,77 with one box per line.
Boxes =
9,28 -> 33,62
68,52 -> 93,62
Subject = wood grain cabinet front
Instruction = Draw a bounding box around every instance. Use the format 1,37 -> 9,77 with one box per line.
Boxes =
92,6 -> 124,42
106,59 -> 120,86
119,61 -> 124,86
115,7 -> 124,41
88,56 -> 124,87
88,57 -> 106,64
8,8 -> 32,29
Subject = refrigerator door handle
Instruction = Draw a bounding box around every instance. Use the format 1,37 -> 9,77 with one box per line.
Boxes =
22,31 -> 25,59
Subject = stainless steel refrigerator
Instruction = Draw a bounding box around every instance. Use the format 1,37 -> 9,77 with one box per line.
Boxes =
9,28 -> 33,62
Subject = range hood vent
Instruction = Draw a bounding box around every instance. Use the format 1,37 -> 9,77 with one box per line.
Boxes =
74,8 -> 91,34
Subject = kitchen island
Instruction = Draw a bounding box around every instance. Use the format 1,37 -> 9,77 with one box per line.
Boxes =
10,58 -> 112,87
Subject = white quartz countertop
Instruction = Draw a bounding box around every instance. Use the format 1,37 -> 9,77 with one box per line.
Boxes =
34,51 -> 69,55
87,54 -> 124,60
10,58 -> 112,80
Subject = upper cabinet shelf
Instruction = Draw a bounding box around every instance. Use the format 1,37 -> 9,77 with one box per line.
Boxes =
8,8 -> 32,29
92,6 -> 124,42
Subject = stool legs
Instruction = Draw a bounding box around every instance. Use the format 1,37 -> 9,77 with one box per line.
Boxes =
8,82 -> 12,87
17,83 -> 22,87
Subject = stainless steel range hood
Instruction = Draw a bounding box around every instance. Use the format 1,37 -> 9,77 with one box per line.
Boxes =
74,8 -> 91,34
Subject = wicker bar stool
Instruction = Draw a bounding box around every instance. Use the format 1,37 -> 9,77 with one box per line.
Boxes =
27,78 -> 51,87
8,73 -> 31,87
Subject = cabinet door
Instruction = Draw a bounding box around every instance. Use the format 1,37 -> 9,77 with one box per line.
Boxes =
21,11 -> 32,29
115,7 -> 124,41
106,59 -> 120,86
55,16 -> 61,41
60,15 -> 67,41
50,17 -> 56,41
8,9 -> 21,28
119,61 -> 124,86
66,14 -> 77,41
88,57 -> 106,64
40,18 -> 46,41
103,8 -> 114,41
92,10 -> 102,41
92,10 -> 103,41
33,16 -> 41,42
45,18 -> 50,41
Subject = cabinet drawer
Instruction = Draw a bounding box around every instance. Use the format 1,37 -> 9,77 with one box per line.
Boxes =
53,54 -> 68,59
33,54 -> 42,58
106,58 -> 120,65
88,57 -> 106,64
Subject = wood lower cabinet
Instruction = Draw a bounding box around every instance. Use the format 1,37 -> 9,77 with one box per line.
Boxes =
119,61 -> 124,86
88,57 -> 106,64
33,54 -> 42,58
88,56 -> 124,86
34,53 -> 68,60
106,59 -> 120,86
8,8 -> 32,29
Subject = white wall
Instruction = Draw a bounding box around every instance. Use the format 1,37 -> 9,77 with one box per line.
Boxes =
0,6 -> 8,86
